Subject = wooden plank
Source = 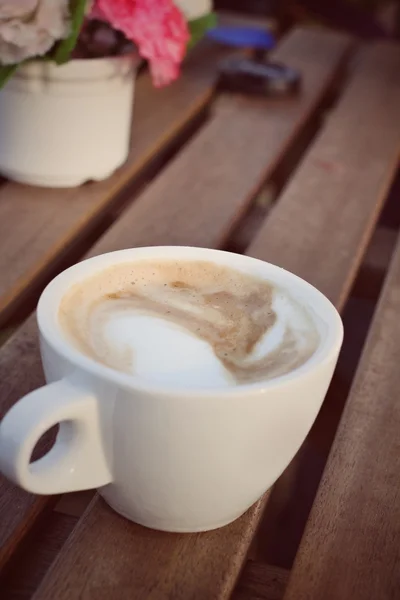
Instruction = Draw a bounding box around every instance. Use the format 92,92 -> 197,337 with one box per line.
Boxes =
0,513 -> 77,600
85,28 -> 352,256
283,233 -> 400,600
0,41 -> 226,326
248,41 -> 400,310
28,28 -> 353,600
245,40 -> 400,568
0,317 -> 55,570
233,561 -> 288,600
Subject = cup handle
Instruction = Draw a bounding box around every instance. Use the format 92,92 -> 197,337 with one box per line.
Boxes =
0,377 -> 112,495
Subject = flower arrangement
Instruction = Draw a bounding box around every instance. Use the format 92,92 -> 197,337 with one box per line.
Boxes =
0,1 -> 216,89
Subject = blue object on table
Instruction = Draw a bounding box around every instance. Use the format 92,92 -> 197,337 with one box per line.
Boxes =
207,26 -> 276,50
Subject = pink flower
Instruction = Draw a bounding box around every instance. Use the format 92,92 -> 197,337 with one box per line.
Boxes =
90,0 -> 190,87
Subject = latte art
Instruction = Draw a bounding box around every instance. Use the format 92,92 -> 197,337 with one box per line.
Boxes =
59,260 -> 320,388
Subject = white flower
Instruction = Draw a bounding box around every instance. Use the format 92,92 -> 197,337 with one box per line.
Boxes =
175,0 -> 212,21
0,0 -> 70,65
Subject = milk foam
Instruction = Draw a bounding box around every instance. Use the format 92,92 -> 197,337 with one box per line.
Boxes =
59,259 -> 320,389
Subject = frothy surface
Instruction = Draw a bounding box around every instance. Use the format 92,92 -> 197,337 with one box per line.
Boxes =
59,259 -> 320,389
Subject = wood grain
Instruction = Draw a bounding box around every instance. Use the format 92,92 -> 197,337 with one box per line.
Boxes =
248,41 -> 400,310
0,513 -> 77,600
28,29 -> 353,600
245,40 -> 400,570
0,316 -> 59,569
86,28 -> 352,256
233,561 -> 288,600
283,234 -> 400,600
0,41 -> 226,326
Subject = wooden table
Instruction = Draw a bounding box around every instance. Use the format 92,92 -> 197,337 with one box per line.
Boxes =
1,22 -> 400,600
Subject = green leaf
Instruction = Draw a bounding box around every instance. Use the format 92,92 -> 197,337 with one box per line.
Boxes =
188,12 -> 217,49
0,64 -> 18,89
53,0 -> 88,65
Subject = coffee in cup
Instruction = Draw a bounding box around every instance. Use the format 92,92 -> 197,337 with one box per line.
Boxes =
59,259 -> 320,388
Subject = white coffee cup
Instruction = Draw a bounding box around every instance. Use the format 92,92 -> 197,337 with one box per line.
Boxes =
0,247 -> 343,533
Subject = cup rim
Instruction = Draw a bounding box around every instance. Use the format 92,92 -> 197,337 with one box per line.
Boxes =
37,247 -> 344,398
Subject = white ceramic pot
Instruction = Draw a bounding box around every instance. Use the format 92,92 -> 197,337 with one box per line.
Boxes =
0,56 -> 137,187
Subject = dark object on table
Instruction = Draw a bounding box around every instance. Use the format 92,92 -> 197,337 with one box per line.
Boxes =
217,55 -> 301,96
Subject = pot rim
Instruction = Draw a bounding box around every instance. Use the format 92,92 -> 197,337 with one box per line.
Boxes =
13,52 -> 141,82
